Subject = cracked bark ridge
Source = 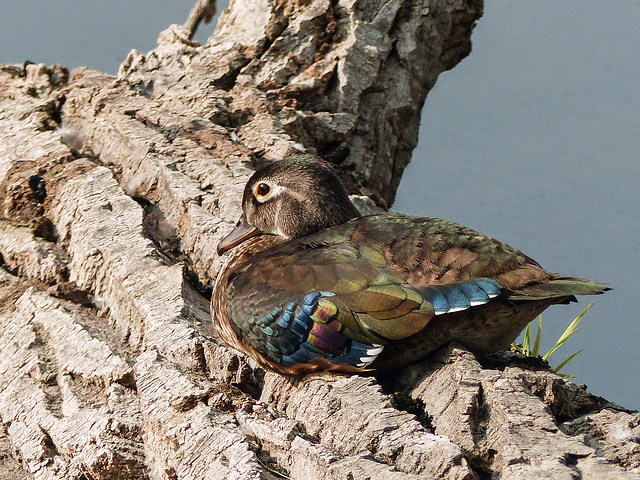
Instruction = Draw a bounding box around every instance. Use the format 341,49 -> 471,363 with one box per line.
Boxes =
0,0 -> 638,478
116,0 -> 482,207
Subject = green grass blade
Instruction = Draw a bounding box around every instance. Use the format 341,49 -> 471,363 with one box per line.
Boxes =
542,303 -> 593,361
522,323 -> 531,356
553,349 -> 583,374
532,315 -> 542,357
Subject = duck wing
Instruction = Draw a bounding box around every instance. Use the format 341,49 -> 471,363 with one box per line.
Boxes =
222,214 -> 551,369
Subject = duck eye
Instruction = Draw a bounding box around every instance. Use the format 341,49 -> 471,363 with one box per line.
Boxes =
255,182 -> 271,198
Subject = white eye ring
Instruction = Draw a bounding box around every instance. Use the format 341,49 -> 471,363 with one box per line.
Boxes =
253,181 -> 284,203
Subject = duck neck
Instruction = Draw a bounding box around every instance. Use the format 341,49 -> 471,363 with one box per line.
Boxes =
214,234 -> 287,288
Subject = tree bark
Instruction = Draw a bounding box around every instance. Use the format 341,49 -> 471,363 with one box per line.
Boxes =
0,1 -> 638,479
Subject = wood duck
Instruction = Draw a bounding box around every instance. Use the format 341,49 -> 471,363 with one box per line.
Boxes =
211,157 -> 609,376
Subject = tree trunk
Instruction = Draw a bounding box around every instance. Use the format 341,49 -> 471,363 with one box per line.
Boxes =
1,1 -> 638,479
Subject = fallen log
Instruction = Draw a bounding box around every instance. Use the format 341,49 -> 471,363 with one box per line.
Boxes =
1,0 -> 638,478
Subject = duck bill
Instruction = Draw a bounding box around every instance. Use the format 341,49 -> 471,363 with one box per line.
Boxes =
217,213 -> 261,255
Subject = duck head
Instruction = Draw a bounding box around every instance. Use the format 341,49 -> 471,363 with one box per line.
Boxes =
217,157 -> 361,255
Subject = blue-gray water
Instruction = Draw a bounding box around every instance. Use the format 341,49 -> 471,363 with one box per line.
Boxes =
1,1 -> 638,409
0,1 -> 212,72
395,1 -> 640,410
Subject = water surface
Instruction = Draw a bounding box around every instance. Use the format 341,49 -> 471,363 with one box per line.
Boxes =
395,1 -> 640,409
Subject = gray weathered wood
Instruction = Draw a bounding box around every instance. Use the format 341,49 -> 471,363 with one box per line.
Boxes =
1,0 -> 638,478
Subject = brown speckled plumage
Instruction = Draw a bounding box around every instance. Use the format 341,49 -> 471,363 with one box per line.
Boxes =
211,157 -> 609,376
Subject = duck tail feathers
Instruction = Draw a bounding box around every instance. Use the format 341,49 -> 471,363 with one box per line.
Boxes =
507,277 -> 611,302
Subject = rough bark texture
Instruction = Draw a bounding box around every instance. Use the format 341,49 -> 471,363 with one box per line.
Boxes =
0,0 -> 638,479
